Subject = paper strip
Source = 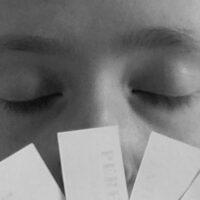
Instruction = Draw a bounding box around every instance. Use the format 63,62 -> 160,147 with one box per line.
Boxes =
0,144 -> 64,200
58,126 -> 128,200
130,132 -> 200,200
179,169 -> 200,200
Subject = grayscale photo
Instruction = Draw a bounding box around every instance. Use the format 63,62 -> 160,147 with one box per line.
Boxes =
0,0 -> 200,199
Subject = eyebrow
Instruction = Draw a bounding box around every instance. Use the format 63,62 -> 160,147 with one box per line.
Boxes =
119,27 -> 198,52
0,28 -> 197,55
0,35 -> 73,55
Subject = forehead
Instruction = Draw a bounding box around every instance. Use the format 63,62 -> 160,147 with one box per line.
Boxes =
0,0 -> 200,44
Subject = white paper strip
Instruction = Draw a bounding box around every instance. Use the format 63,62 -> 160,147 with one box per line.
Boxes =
58,126 -> 128,200
180,169 -> 200,200
130,132 -> 200,200
0,144 -> 64,200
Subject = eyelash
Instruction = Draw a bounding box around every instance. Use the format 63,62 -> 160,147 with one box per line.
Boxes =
132,90 -> 191,109
0,89 -> 191,114
1,93 -> 62,114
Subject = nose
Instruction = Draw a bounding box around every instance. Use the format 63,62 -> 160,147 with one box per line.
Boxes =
59,60 -> 150,195
68,68 -> 127,129
60,58 -> 148,142
85,74 -> 119,127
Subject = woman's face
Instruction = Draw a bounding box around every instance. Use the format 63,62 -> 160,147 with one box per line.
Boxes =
1,0 -> 200,195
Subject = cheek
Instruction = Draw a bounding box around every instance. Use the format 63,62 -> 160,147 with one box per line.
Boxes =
168,108 -> 200,148
138,101 -> 200,148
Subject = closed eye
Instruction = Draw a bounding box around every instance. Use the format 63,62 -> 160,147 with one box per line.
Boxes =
132,89 -> 191,109
1,93 -> 63,114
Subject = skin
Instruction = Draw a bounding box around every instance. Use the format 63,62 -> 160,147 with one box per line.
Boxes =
1,0 -> 200,196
